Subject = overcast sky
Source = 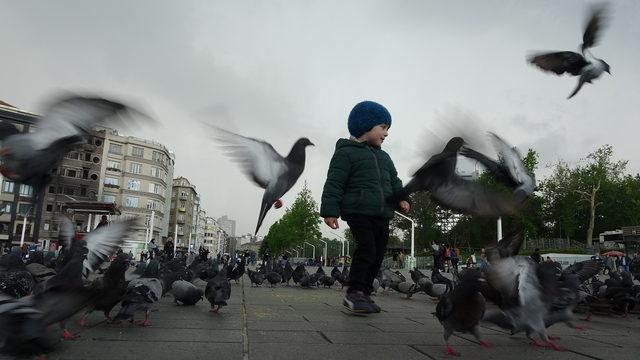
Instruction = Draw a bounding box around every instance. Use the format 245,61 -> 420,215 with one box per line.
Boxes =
2,1 -> 639,238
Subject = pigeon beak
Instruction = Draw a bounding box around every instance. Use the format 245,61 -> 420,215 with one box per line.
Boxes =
606,69 -> 611,75
309,142 -> 315,146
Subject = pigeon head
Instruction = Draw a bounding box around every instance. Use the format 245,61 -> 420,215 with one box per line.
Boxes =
296,138 -> 314,147
444,137 -> 465,153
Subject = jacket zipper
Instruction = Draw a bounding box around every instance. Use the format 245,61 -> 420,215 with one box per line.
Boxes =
369,147 -> 385,213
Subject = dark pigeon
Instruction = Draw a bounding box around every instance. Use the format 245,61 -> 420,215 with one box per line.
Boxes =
247,269 -> 265,287
435,268 -> 490,356
78,253 -> 130,326
114,260 -> 165,327
205,266 -> 231,313
0,252 -> 35,298
211,126 -> 314,234
528,4 -> 611,98
281,261 -> 294,286
266,271 -> 282,287
292,264 -> 308,284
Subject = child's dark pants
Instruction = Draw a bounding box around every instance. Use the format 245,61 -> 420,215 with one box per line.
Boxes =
344,214 -> 389,295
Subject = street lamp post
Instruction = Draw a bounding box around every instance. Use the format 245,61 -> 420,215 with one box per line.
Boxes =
318,239 -> 328,266
304,242 -> 315,260
394,211 -> 416,269
330,231 -> 347,257
497,217 -> 503,242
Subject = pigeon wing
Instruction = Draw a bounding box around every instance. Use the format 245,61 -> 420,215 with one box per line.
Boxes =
82,219 -> 134,277
29,97 -> 139,151
582,3 -> 610,52
528,51 -> 587,76
210,126 -> 287,189
430,179 -> 520,217
489,133 -> 535,196
564,260 -> 602,283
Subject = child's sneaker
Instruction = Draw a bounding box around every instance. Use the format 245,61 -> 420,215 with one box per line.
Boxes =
343,291 -> 374,313
364,294 -> 381,313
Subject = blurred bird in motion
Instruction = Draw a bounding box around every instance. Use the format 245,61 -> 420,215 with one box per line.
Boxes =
528,3 -> 611,98
208,125 -> 314,234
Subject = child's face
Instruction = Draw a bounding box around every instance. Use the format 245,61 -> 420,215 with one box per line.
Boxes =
362,124 -> 389,147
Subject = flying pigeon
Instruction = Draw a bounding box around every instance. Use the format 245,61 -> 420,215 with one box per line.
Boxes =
388,137 -> 524,217
460,133 -> 536,203
0,95 -> 149,199
210,126 -> 314,234
528,4 -> 611,98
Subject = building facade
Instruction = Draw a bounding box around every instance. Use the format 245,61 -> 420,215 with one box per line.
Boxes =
216,215 -> 236,237
168,177 -> 198,249
96,127 -> 175,254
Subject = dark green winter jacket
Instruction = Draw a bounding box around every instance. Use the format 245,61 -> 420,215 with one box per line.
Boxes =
320,138 -> 406,219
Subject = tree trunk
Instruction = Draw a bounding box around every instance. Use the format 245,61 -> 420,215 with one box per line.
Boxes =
585,182 -> 601,249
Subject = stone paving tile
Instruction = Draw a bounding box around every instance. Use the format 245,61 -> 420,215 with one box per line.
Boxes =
248,329 -> 328,344
249,343 -> 431,360
412,344 -> 595,360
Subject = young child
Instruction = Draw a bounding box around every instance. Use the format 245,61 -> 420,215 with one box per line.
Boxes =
320,100 -> 410,313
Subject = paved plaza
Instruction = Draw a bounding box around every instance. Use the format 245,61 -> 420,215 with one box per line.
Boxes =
9,269 -> 640,360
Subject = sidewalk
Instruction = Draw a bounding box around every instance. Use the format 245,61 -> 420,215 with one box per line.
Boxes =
16,269 -> 640,360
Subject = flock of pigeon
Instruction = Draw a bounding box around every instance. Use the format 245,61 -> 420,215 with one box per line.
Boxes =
0,2 -> 620,358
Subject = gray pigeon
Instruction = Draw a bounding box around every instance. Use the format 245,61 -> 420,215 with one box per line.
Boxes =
390,281 -> 419,299
114,260 -> 164,327
211,126 -> 314,234
170,280 -> 204,306
528,3 -> 611,99
205,266 -> 231,313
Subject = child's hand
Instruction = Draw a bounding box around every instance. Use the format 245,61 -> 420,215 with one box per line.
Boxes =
399,200 -> 410,213
324,217 -> 339,229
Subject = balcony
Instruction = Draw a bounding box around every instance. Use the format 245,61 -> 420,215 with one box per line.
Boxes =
178,207 -> 186,212
177,218 -> 185,224
179,194 -> 188,200
104,184 -> 120,189
106,167 -> 121,172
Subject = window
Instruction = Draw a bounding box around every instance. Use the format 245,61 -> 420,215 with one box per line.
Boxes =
85,152 -> 91,162
1,203 -> 10,213
18,203 -> 31,215
46,204 -> 53,212
95,139 -> 103,147
2,181 -> 14,193
48,186 -> 55,194
147,199 -> 160,210
43,222 -> 50,231
19,184 -> 33,197
129,162 -> 142,174
66,152 -> 79,160
149,183 -> 163,194
82,169 -> 89,179
109,143 -> 123,154
125,196 -> 139,207
104,177 -> 119,186
131,146 -> 144,158
80,186 -> 87,197
65,169 -> 77,178
150,167 -> 161,178
107,160 -> 121,170
63,187 -> 75,195
152,151 -> 164,163
128,179 -> 141,191
90,173 -> 98,180
103,194 -> 116,203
